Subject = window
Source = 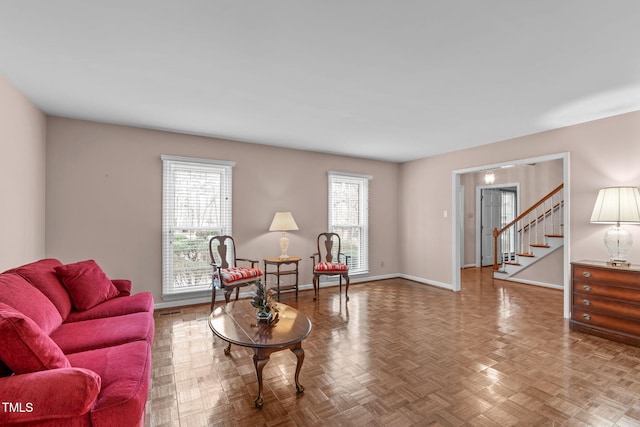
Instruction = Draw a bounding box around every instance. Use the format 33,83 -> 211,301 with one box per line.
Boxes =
328,171 -> 371,275
161,155 -> 234,298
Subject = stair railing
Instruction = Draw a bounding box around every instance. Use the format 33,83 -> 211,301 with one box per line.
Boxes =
492,183 -> 564,271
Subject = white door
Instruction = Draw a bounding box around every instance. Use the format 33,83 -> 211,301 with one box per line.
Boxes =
481,189 -> 502,266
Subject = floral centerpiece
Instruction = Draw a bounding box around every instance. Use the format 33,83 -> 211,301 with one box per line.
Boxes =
251,279 -> 278,323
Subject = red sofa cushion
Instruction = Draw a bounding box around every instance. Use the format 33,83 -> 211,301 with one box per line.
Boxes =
0,367 -> 100,426
11,258 -> 73,320
0,273 -> 62,335
55,260 -> 120,311
51,311 -> 154,354
0,303 -> 71,375
65,291 -> 154,323
67,341 -> 151,427
314,262 -> 348,272
217,267 -> 262,283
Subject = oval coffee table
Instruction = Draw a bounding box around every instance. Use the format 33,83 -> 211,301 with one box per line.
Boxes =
208,300 -> 312,408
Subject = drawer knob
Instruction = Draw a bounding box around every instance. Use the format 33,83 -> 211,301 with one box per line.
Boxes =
582,285 -> 591,292
582,271 -> 592,278
582,313 -> 591,321
583,299 -> 591,306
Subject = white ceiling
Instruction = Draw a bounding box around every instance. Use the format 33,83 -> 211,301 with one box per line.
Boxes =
2,1 -> 640,162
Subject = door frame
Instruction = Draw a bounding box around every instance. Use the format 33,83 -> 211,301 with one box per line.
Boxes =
476,183 -> 520,268
451,152 -> 571,318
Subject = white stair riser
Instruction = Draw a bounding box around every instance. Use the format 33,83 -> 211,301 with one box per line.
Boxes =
495,237 -> 563,279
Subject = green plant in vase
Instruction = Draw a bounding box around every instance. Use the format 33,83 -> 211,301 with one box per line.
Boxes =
251,279 -> 278,323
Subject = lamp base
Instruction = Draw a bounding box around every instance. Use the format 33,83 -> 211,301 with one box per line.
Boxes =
604,226 -> 633,266
279,233 -> 290,260
607,260 -> 631,268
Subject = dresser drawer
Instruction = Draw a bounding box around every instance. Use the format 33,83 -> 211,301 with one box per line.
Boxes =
572,308 -> 640,337
571,261 -> 640,347
573,265 -> 640,288
573,294 -> 640,318
573,280 -> 640,304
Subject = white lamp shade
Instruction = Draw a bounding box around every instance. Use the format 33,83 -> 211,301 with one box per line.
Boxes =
590,187 -> 640,224
269,212 -> 299,231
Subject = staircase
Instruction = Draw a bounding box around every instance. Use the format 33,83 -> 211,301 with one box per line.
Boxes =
493,184 -> 564,279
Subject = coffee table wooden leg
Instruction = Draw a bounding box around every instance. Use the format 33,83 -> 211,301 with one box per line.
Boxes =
253,352 -> 270,408
224,341 -> 231,355
291,344 -> 305,393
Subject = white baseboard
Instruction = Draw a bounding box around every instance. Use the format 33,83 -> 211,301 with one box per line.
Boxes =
502,277 -> 563,290
154,296 -> 211,310
398,273 -> 453,291
154,273 -> 405,309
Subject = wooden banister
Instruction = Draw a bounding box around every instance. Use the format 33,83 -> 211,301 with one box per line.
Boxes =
493,183 -> 564,271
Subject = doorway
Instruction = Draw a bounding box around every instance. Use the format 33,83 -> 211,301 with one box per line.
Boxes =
479,185 -> 518,267
451,152 -> 571,318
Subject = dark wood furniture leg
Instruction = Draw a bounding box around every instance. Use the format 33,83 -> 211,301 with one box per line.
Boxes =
291,343 -> 305,393
253,350 -> 270,408
312,276 -> 318,300
276,263 -> 281,301
344,273 -> 350,301
252,343 -> 305,408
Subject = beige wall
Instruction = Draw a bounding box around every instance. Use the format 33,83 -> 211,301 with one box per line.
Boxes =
4,75 -> 640,309
0,75 -> 47,271
45,117 -> 400,304
400,110 -> 640,289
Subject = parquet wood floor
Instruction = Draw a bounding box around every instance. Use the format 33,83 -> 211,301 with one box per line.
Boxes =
146,268 -> 640,426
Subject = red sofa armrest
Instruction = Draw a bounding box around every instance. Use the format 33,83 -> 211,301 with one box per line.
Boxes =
111,279 -> 132,296
0,368 -> 101,425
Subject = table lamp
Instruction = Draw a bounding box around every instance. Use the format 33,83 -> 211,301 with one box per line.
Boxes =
269,212 -> 299,259
590,186 -> 640,267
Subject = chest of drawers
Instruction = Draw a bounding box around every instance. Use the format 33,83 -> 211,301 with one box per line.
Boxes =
571,260 -> 640,347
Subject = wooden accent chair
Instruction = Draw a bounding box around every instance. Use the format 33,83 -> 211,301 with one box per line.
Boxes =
209,235 -> 262,311
311,232 -> 350,301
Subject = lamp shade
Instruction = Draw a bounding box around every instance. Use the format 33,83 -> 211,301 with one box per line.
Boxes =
269,212 -> 299,232
590,187 -> 640,224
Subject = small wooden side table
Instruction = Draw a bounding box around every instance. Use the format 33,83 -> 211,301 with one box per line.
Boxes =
263,257 -> 301,301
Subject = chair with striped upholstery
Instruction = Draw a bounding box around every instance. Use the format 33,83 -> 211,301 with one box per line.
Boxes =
209,235 -> 262,311
311,232 -> 350,301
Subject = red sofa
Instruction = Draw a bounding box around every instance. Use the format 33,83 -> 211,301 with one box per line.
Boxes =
0,258 -> 154,426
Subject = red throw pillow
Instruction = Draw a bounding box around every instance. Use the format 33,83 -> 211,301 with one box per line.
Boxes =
55,260 -> 120,311
0,303 -> 71,374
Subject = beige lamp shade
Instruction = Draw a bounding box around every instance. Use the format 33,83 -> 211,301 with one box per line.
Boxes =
269,212 -> 299,231
590,187 -> 640,224
269,212 -> 299,259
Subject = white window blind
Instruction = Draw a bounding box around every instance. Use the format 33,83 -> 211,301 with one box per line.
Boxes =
328,171 -> 371,275
162,155 -> 234,298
